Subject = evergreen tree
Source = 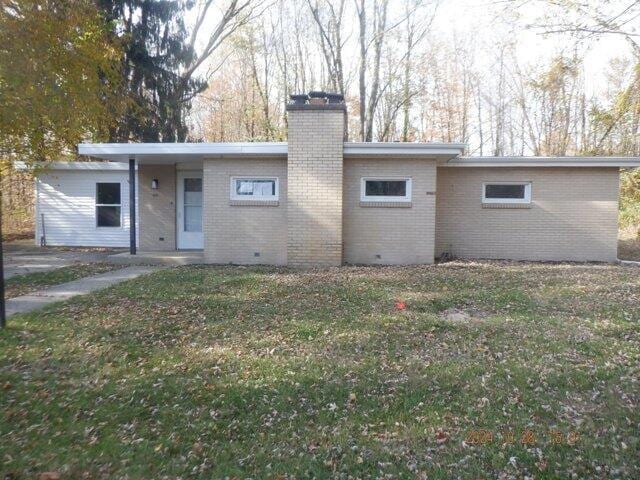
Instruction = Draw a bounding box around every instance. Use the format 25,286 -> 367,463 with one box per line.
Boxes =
99,0 -> 207,142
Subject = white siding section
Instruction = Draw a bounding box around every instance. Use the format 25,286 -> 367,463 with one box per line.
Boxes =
35,170 -> 139,247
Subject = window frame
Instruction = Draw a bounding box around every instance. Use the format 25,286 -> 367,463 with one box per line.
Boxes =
481,181 -> 532,204
230,176 -> 279,201
95,182 -> 122,228
360,177 -> 412,203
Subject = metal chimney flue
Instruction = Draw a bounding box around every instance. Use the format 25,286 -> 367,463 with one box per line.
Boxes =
288,91 -> 344,106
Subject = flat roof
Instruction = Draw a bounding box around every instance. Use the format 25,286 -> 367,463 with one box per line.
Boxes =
75,142 -> 640,167
78,141 -> 466,162
16,161 -> 132,171
345,142 -> 466,158
442,156 -> 640,168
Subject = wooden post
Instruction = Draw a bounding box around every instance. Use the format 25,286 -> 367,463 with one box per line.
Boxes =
129,158 -> 136,255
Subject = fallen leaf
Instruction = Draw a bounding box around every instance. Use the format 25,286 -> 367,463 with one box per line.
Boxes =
435,429 -> 449,445
39,473 -> 61,480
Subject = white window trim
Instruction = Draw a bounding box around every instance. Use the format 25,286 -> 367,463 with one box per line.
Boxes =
230,176 -> 279,201
360,177 -> 412,202
95,181 -> 123,228
482,181 -> 532,204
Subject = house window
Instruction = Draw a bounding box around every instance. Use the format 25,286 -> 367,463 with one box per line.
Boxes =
361,178 -> 412,202
96,182 -> 121,227
482,182 -> 531,204
230,177 -> 278,201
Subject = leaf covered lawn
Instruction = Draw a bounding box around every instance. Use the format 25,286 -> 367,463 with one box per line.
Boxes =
1,261 -> 639,478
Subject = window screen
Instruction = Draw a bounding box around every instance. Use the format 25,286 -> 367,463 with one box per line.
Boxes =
365,180 -> 407,197
96,183 -> 121,227
484,184 -> 526,199
361,178 -> 411,202
232,178 -> 277,199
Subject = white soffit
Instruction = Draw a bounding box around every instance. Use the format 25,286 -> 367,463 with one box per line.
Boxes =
78,141 -> 466,162
442,156 -> 640,168
16,161 -> 130,171
77,143 -> 640,167
343,142 -> 466,158
78,142 -> 288,162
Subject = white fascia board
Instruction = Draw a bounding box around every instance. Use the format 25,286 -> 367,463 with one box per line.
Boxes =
17,161 -> 130,171
344,142 -> 466,158
78,142 -> 288,160
78,141 -> 468,161
441,156 -> 640,168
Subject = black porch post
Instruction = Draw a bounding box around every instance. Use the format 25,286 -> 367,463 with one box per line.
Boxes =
129,157 -> 136,255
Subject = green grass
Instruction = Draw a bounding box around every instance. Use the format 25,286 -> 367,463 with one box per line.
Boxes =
5,263 -> 121,298
1,262 -> 639,478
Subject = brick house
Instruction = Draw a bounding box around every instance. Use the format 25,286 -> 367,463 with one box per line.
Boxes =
35,93 -> 640,265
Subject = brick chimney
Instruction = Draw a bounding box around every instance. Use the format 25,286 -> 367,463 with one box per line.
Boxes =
286,92 -> 346,267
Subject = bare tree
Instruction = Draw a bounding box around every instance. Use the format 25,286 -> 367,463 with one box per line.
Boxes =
307,0 -> 348,93
355,0 -> 391,141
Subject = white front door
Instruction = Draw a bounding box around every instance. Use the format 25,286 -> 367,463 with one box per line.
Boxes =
177,171 -> 204,249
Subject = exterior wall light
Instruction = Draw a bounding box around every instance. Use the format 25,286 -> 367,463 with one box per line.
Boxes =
151,179 -> 159,190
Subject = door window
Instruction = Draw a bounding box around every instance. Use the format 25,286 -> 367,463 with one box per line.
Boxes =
183,178 -> 202,232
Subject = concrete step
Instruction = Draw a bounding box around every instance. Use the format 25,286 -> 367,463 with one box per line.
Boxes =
108,251 -> 204,266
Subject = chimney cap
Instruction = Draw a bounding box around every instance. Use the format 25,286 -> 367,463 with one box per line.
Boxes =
289,94 -> 309,105
286,91 -> 346,111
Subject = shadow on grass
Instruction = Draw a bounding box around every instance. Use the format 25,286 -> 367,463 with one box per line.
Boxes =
2,263 -> 639,478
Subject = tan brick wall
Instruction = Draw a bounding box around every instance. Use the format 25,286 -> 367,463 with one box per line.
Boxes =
139,164 -> 176,251
343,158 -> 436,264
287,109 -> 344,267
435,167 -> 620,262
203,158 -> 287,265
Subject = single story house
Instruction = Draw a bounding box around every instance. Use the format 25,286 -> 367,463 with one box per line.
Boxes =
34,93 -> 640,266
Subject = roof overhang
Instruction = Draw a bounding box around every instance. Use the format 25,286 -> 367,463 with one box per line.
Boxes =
78,141 -> 466,163
440,156 -> 640,168
343,142 -> 465,159
78,142 -> 288,163
15,161 -> 131,172
77,143 -> 638,168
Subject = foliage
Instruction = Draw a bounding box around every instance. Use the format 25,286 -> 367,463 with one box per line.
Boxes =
0,0 -> 124,166
620,169 -> 640,231
193,1 -> 640,157
1,263 -> 639,477
1,166 -> 34,237
589,63 -> 640,156
98,0 -> 206,142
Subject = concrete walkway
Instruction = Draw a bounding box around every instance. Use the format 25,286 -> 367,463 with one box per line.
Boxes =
4,239 -> 122,279
6,265 -> 160,318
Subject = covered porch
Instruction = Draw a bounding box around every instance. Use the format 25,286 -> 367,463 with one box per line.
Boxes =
78,142 -> 288,256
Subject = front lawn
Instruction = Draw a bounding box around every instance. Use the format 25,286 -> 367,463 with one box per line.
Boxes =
5,263 -> 122,299
1,262 -> 639,478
